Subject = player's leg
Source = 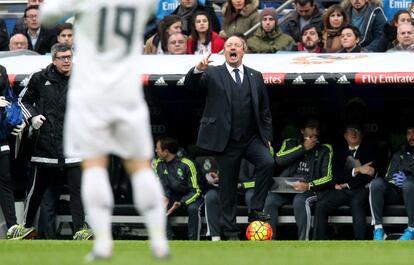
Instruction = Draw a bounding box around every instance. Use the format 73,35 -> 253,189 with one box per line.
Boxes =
81,157 -> 113,260
123,159 -> 169,259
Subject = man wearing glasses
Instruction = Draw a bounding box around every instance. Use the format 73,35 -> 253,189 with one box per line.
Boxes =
17,5 -> 56,54
313,123 -> 377,240
8,43 -> 90,240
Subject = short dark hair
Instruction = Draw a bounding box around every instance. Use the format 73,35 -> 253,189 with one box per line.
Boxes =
295,0 -> 315,6
24,5 -> 39,18
157,137 -> 179,154
51,43 -> 72,58
300,116 -> 320,130
57,23 -> 73,36
339,24 -> 361,40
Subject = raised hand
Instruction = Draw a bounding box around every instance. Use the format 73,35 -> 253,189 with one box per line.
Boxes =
195,52 -> 213,72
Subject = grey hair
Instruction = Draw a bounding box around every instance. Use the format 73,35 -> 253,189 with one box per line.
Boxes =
51,43 -> 72,59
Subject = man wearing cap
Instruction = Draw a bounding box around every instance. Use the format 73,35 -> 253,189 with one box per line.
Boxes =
369,125 -> 414,240
313,123 -> 377,240
247,8 -> 294,53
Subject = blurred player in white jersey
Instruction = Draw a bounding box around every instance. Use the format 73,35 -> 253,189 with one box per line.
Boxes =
40,0 -> 169,261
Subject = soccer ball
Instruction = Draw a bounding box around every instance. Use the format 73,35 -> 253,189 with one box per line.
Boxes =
246,220 -> 273,241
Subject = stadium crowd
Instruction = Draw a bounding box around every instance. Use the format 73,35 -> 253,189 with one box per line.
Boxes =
0,0 -> 414,242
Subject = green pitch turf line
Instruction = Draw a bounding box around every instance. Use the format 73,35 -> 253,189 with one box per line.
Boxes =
1,241 -> 413,265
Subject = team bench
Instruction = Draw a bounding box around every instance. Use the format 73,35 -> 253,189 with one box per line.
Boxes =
56,203 -> 409,238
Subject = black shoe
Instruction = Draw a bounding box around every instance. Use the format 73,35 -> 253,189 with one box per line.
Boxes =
225,234 -> 240,241
248,210 -> 270,222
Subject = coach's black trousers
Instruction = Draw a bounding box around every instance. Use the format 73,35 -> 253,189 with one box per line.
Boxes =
24,165 -> 85,232
215,136 -> 274,238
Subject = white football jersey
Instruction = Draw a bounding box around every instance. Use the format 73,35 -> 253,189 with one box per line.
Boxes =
41,0 -> 156,103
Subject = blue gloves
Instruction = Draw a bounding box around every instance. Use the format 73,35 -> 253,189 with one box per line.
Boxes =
392,171 -> 407,188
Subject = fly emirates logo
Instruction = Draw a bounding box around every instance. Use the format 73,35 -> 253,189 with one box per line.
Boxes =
355,73 -> 414,84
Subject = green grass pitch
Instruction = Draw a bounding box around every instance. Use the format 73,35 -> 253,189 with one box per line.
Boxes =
1,240 -> 413,265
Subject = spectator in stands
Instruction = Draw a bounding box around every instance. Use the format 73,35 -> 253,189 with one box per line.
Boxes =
154,137 -> 203,240
17,6 -> 56,55
284,0 -> 324,43
145,15 -> 182,54
0,65 -> 26,237
377,10 -> 411,52
322,5 -> 349,53
246,7 -> 295,53
219,0 -> 260,39
370,124 -> 414,240
184,34 -> 274,240
167,32 -> 188,54
387,23 -> 414,52
291,24 -> 325,53
0,19 -> 9,51
313,123 -> 376,240
12,0 -> 44,36
56,23 -> 73,48
342,0 -> 387,52
172,0 -> 221,36
410,2 -> 414,24
338,25 -> 367,53
205,159 -> 255,241
264,117 -> 333,240
8,34 -> 29,51
187,11 -> 225,54
8,43 -> 91,240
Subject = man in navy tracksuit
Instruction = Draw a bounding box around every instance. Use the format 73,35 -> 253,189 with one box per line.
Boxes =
154,136 -> 203,240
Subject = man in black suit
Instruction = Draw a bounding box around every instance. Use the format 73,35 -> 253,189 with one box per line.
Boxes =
313,123 -> 376,240
184,34 -> 274,240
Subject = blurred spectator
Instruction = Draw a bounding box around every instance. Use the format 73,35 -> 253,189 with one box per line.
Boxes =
9,34 -> 29,51
9,43 -> 90,240
247,7 -> 294,53
410,2 -> 414,23
291,24 -> 325,52
12,0 -> 44,36
172,0 -> 220,36
154,137 -> 203,240
313,123 -> 376,240
342,0 -> 387,52
284,0 -> 324,43
18,6 -> 56,55
187,11 -> 224,54
338,25 -> 368,53
370,125 -> 414,241
219,0 -> 260,39
377,10 -> 411,52
0,19 -> 9,51
56,23 -> 73,48
322,5 -> 349,53
167,32 -> 188,54
387,22 -> 414,52
144,15 -> 182,54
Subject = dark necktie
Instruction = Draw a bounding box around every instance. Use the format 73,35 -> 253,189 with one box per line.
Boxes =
349,149 -> 356,157
234,69 -> 242,87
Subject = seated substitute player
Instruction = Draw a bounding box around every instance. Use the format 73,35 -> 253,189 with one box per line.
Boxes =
154,137 -> 203,240
40,0 -> 169,261
370,124 -> 414,240
264,117 -> 333,240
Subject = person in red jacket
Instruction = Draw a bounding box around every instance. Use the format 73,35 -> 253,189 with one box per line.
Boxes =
187,10 -> 225,55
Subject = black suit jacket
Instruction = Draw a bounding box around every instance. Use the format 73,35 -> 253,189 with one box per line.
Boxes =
184,63 -> 273,153
24,27 -> 56,55
333,141 -> 377,189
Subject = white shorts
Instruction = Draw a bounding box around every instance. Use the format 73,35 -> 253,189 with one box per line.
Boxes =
64,99 -> 154,160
